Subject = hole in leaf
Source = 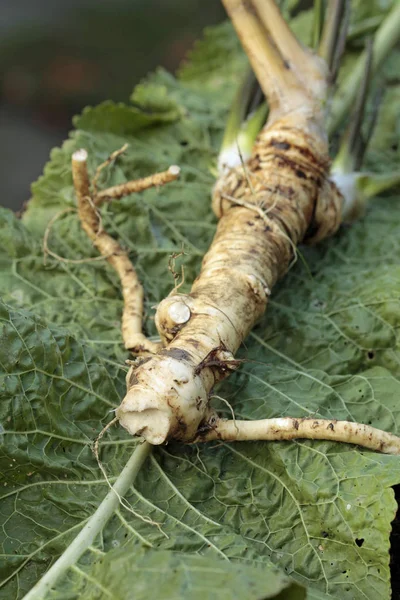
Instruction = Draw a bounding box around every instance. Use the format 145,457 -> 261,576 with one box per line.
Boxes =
367,350 -> 375,360
355,538 -> 364,547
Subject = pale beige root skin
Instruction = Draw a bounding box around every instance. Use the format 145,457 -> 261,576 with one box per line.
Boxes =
116,0 -> 343,444
96,165 -> 180,205
121,356 -> 214,444
194,417 -> 400,455
220,0 -> 327,129
116,0 -> 400,453
116,117 -> 343,443
71,149 -> 179,354
239,0 -> 327,103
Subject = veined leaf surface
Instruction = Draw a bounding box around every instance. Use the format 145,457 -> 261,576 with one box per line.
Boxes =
1,5 -> 400,599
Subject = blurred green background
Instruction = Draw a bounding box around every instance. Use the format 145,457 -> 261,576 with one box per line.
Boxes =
0,0 -> 225,210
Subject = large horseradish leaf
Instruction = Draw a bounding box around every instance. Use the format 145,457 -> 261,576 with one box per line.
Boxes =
1,4 -> 400,600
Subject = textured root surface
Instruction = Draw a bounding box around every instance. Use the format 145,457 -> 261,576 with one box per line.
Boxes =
72,149 -> 179,355
117,117 -> 343,444
72,150 -> 157,354
194,417 -> 400,455
115,1 -> 399,452
96,165 -> 180,204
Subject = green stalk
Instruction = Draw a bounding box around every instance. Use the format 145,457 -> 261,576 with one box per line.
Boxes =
347,15 -> 384,42
318,0 -> 347,72
218,102 -> 268,171
357,172 -> 400,199
312,0 -> 324,49
333,39 -> 373,174
237,103 -> 269,156
328,2 -> 400,135
22,442 -> 152,600
332,170 -> 400,223
220,68 -> 256,153
219,69 -> 268,171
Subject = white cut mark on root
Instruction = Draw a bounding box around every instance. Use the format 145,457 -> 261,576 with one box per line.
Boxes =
93,417 -> 168,537
194,416 -> 400,454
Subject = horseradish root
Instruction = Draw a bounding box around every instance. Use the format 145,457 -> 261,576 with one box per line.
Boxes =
116,0 -> 345,445
73,1 -> 400,454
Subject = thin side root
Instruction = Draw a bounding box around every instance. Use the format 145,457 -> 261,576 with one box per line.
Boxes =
96,165 -> 180,205
71,148 -> 180,354
93,416 -> 119,464
195,417 -> 400,454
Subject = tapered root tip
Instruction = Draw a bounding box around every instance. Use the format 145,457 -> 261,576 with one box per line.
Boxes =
72,149 -> 88,162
